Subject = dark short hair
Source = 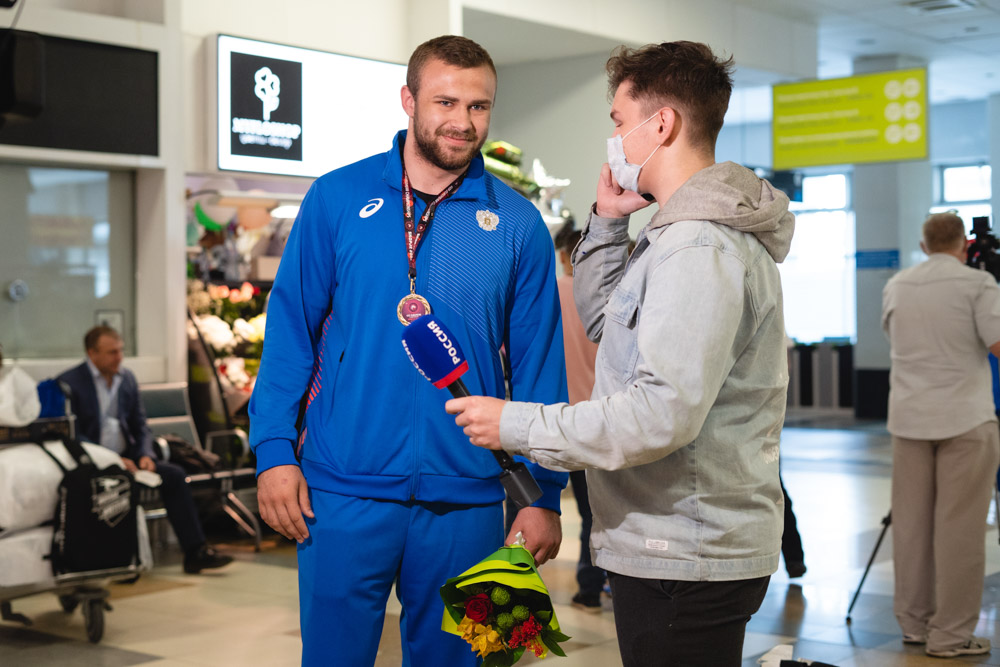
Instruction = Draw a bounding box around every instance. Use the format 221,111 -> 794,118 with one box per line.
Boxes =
606,41 -> 734,151
923,212 -> 966,253
554,220 -> 581,253
406,35 -> 496,99
84,325 -> 121,352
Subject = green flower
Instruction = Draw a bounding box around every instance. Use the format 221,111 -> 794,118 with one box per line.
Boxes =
490,587 -> 511,606
512,605 -> 530,622
496,612 -> 514,631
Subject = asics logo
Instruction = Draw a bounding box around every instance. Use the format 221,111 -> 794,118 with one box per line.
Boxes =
359,198 -> 384,218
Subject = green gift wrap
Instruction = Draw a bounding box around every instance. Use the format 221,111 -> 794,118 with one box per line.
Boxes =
440,542 -> 570,665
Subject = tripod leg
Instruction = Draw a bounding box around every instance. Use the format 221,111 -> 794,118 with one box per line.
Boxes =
846,510 -> 891,623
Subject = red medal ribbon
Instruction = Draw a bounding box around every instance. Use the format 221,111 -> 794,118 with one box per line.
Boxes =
401,163 -> 467,283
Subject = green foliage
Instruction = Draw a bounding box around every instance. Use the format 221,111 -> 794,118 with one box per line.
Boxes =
541,628 -> 571,657
484,647 -> 524,667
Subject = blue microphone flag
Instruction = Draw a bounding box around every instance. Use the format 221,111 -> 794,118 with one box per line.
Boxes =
401,314 -> 470,389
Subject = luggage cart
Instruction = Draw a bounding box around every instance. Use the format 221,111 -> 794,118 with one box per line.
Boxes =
0,415 -> 147,644
0,563 -> 142,643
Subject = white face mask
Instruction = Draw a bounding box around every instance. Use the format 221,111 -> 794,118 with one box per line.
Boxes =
606,111 -> 661,193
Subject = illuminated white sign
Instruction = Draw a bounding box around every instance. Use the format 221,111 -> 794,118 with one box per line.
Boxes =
216,35 -> 408,178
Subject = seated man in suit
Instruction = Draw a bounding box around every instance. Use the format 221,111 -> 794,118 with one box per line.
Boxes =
58,325 -> 232,574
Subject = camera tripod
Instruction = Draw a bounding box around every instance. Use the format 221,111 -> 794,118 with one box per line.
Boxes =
845,510 -> 891,623
847,487 -> 1000,623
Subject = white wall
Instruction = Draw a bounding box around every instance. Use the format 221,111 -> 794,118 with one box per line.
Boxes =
489,54 -> 651,233
462,0 -> 817,81
931,100 -> 988,164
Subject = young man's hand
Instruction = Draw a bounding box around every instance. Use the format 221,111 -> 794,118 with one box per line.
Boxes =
595,163 -> 653,219
445,396 -> 505,450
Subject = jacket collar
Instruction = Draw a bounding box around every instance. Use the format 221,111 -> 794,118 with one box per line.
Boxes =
381,130 -> 488,202
86,358 -> 122,388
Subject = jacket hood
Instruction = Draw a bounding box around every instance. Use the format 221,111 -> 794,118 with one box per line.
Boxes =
650,161 -> 795,262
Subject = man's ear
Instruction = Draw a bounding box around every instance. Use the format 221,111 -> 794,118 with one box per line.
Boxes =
401,85 -> 415,118
919,240 -> 929,255
656,107 -> 678,145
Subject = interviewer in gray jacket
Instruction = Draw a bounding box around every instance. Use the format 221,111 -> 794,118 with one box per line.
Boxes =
448,41 -> 795,666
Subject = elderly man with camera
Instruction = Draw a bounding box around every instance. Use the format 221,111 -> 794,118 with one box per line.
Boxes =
882,211 -> 1000,658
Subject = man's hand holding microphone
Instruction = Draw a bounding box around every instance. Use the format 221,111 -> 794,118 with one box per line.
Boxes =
402,315 -> 561,564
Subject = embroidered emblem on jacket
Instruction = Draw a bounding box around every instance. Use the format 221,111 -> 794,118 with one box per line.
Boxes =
476,210 -> 499,231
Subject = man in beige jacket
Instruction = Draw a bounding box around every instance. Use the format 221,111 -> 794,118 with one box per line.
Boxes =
882,212 -> 1000,658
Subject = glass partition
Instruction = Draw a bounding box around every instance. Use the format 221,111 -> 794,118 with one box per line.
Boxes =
0,163 -> 135,359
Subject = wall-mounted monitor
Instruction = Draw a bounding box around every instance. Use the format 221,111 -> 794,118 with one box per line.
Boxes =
215,34 -> 407,178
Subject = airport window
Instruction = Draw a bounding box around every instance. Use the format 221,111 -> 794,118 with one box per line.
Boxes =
943,165 -> 990,203
929,164 -> 992,233
0,164 -> 136,359
779,173 -> 856,344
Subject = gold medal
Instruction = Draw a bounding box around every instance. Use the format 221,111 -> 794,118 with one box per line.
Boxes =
397,154 -> 464,326
397,292 -> 431,325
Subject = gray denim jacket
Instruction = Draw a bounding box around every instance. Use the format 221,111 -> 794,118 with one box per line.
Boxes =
500,162 -> 795,581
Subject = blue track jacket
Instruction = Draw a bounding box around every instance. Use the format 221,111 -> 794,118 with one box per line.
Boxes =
249,131 -> 568,511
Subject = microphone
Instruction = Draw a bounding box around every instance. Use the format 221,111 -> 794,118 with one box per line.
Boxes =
401,314 -> 543,509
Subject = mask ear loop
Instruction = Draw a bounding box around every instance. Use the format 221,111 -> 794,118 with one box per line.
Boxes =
638,144 -> 660,169
621,110 -> 664,169
621,110 -> 662,141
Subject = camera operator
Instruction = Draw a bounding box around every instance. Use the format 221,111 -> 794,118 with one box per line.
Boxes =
881,211 -> 1000,658
967,215 -> 1000,279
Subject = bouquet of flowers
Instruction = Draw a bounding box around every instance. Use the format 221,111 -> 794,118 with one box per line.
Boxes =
440,537 -> 570,665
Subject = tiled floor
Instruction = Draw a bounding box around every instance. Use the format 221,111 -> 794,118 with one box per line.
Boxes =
3,408 -> 1000,666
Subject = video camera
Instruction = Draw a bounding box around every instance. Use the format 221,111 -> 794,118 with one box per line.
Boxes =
966,216 -> 1000,282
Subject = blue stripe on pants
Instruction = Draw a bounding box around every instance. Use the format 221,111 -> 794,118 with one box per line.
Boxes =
297,490 -> 504,666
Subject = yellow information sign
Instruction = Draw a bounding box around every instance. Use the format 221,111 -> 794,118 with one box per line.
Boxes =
772,68 -> 927,169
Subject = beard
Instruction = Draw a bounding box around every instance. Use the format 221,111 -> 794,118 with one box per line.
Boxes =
412,110 -> 487,172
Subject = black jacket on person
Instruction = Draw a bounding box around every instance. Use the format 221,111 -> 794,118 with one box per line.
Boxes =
57,362 -> 154,461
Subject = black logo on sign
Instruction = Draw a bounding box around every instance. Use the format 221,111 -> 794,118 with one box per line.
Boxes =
230,52 -> 303,161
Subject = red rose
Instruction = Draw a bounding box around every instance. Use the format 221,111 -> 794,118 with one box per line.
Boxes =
465,593 -> 492,623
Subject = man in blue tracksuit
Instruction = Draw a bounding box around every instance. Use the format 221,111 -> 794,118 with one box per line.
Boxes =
249,35 -> 567,666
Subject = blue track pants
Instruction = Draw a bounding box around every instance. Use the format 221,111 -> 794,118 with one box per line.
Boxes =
297,490 -> 504,666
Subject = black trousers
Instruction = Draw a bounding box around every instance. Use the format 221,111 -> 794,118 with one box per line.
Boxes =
569,470 -> 606,595
780,475 -> 805,566
153,460 -> 206,553
608,572 -> 770,667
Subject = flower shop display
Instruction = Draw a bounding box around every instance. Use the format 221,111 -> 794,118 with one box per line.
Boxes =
186,279 -> 268,393
440,536 -> 570,665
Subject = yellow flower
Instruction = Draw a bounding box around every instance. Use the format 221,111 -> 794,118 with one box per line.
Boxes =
457,616 -> 505,658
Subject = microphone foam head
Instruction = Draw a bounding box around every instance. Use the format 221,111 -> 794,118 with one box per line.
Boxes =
401,315 -> 469,389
